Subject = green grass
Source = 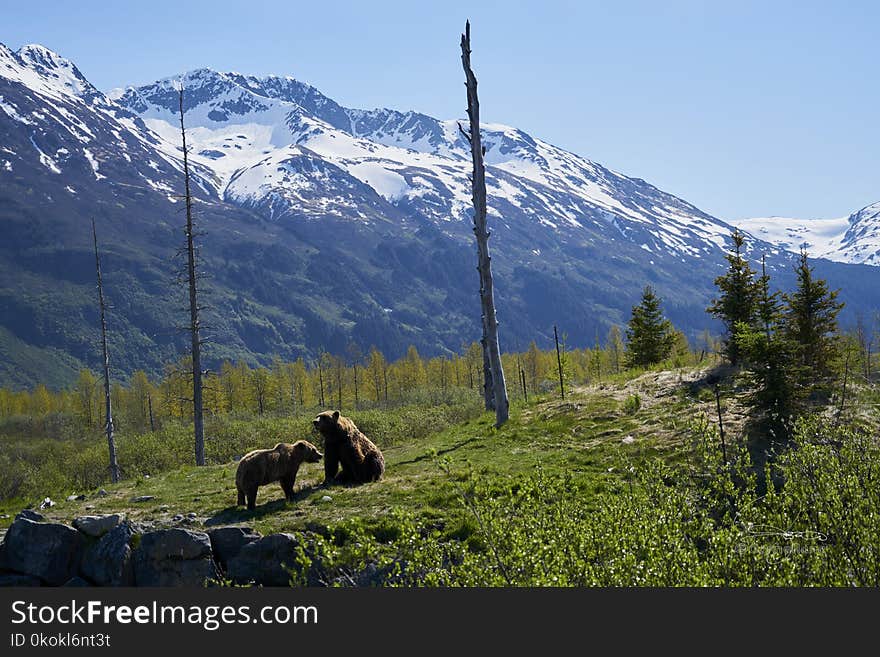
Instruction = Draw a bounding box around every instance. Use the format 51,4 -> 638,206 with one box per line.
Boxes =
0,366 -> 719,536
4,365 -> 877,586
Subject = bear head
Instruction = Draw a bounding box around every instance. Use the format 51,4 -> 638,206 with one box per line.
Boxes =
313,410 -> 340,435
293,440 -> 323,463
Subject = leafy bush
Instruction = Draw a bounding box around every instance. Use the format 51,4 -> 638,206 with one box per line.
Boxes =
307,416 -> 879,586
623,394 -> 641,415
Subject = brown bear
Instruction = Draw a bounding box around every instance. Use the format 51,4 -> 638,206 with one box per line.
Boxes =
312,410 -> 385,485
235,440 -> 323,510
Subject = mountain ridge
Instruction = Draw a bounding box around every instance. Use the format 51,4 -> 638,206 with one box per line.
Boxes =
2,41 -> 880,389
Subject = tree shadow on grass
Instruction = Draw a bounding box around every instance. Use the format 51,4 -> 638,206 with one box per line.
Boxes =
396,437 -> 480,466
204,483 -> 321,526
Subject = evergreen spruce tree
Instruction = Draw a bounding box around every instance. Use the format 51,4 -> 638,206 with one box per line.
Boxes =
625,286 -> 676,368
707,230 -> 759,365
736,256 -> 799,441
783,250 -> 844,384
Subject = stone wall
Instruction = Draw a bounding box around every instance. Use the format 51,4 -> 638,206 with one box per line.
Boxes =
0,512 -> 315,587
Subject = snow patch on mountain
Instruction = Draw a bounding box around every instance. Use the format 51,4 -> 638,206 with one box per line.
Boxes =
0,94 -> 34,124
736,208 -> 880,266
28,135 -> 60,173
82,148 -> 105,180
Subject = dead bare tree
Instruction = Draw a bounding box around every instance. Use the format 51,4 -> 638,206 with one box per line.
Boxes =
92,219 -> 120,483
177,85 -> 206,466
460,20 -> 509,427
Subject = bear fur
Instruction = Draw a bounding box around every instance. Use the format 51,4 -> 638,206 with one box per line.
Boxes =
312,410 -> 385,485
235,440 -> 323,510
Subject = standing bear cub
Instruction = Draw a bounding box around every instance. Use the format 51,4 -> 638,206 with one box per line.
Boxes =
313,410 -> 385,485
235,440 -> 323,510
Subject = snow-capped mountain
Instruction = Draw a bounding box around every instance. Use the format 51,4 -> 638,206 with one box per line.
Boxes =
0,42 -> 217,200
2,43 -> 880,387
113,68 -> 750,262
737,202 -> 880,266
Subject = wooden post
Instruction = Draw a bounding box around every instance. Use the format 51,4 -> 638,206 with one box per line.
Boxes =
554,324 -> 565,399
520,367 -> 528,403
317,357 -> 325,407
461,21 -> 509,428
92,219 -> 120,483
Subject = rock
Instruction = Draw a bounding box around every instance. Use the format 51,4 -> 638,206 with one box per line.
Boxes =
131,495 -> 155,503
0,514 -> 8,519
80,521 -> 136,586
137,528 -> 211,561
172,514 -> 183,522
15,509 -> 43,522
73,514 -> 125,538
39,497 -> 55,510
133,529 -> 218,587
186,513 -> 196,520
84,506 -> 94,510
159,505 -> 169,511
62,576 -> 91,587
66,494 -> 86,502
227,533 -> 312,586
2,519 -> 85,585
321,496 -> 332,503
97,489 -> 108,497
144,475 -> 150,479
207,527 -> 261,570
0,573 -> 41,587
622,436 -> 636,445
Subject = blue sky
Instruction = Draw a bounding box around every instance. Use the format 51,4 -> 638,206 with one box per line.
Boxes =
3,0 -> 877,220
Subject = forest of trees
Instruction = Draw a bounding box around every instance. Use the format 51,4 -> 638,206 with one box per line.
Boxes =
3,229 -> 871,446
0,335 -> 705,432
709,235 -> 848,440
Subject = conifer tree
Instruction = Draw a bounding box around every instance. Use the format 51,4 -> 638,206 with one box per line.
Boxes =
708,230 -> 758,365
736,256 -> 799,440
782,250 -> 844,384
625,286 -> 676,368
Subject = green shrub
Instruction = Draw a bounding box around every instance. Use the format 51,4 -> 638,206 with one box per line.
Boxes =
623,394 -> 641,415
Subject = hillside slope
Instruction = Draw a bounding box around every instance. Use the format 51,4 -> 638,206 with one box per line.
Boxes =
3,43 -> 880,388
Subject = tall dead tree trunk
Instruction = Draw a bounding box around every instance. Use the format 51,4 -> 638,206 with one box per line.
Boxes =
482,338 -> 494,410
460,20 -> 509,427
92,219 -> 120,483
178,86 -> 206,466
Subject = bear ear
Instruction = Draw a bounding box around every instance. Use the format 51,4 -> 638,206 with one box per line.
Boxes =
332,410 -> 340,421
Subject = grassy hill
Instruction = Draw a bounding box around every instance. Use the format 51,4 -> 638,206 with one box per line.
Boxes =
2,365 -> 879,586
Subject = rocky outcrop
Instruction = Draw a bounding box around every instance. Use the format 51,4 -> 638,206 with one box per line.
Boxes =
2,518 -> 85,585
0,512 -> 320,587
132,528 -> 218,587
80,521 -> 136,586
227,533 -> 318,586
73,513 -> 125,538
207,527 -> 261,571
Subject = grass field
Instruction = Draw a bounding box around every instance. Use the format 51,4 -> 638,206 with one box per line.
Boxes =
0,368 -> 711,533
3,365 -> 878,586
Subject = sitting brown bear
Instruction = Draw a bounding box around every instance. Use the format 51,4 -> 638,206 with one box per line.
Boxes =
235,440 -> 323,510
312,410 -> 385,485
